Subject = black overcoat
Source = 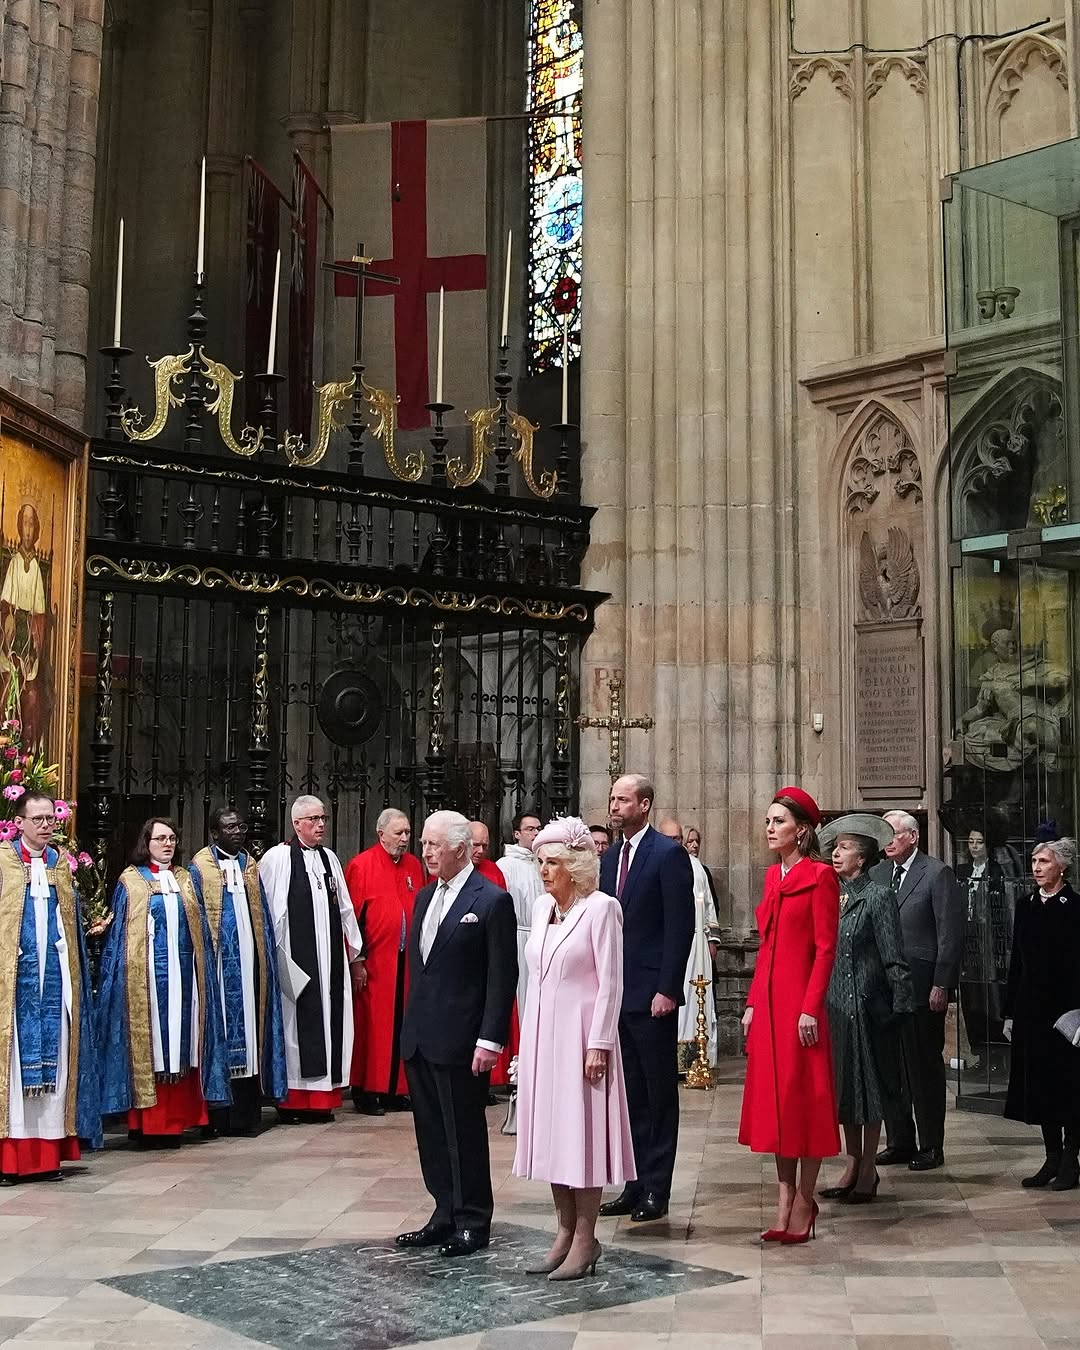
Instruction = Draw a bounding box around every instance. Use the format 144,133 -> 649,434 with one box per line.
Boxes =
1003,882 -> 1080,1125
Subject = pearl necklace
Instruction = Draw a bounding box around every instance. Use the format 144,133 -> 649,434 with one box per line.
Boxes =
553,896 -> 584,924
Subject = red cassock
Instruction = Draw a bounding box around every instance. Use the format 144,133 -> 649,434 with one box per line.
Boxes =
345,844 -> 424,1096
738,857 -> 841,1159
474,859 -> 518,1085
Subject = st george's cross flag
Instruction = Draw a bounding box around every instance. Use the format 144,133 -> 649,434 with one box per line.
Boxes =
330,119 -> 490,431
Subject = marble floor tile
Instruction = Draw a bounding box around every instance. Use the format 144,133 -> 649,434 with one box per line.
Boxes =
0,1066 -> 1072,1348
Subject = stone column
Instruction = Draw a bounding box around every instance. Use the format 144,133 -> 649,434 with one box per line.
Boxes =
580,0 -> 792,1043
0,0 -> 104,425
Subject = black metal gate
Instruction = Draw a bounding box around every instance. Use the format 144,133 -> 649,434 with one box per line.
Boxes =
80,320 -> 602,873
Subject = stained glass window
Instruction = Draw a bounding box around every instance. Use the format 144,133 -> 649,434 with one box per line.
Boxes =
526,0 -> 583,374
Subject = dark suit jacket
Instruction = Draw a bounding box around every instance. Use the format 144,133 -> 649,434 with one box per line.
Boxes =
399,867 -> 518,1067
870,850 -> 964,1004
599,825 -> 695,1012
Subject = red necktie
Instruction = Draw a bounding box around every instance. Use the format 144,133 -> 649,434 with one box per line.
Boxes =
616,840 -> 631,900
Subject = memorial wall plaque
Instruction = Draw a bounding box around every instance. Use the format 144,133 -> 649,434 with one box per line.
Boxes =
855,618 -> 925,796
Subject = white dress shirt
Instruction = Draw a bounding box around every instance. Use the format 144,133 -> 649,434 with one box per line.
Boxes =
420,862 -> 502,1055
619,823 -> 650,877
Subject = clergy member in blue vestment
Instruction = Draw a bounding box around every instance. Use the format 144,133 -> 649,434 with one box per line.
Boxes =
189,807 -> 287,1135
0,792 -> 101,1183
96,816 -> 229,1145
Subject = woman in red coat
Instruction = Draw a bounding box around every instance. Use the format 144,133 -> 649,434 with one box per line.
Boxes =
739,787 -> 840,1243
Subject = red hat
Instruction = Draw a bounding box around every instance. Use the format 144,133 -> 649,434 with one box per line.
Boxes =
773,785 -> 821,829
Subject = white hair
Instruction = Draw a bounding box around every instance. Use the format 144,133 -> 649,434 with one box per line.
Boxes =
536,842 -> 599,897
376,808 -> 409,832
884,810 -> 919,838
423,810 -> 472,853
1035,837 -> 1077,871
290,794 -> 325,824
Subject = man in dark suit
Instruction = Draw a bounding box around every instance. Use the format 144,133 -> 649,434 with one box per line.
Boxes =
598,775 -> 694,1221
872,809 -> 964,1172
396,810 -> 517,1256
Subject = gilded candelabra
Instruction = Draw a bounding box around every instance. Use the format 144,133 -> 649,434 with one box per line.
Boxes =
684,974 -> 715,1090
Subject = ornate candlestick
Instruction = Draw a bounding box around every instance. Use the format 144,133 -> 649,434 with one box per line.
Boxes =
492,343 -> 513,496
685,975 -> 715,1090
99,343 -> 133,541
426,400 -> 453,576
255,371 -> 285,461
552,420 -> 579,503
101,344 -> 132,441
183,273 -> 208,453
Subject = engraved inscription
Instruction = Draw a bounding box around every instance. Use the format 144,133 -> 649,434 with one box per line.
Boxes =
855,619 -> 925,794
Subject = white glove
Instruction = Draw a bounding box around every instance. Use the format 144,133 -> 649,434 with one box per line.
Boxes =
1002,1018 -> 1013,1043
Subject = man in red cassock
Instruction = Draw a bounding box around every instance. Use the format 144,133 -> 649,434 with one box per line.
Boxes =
345,810 -> 425,1116
469,821 -> 515,1090
469,821 -> 507,889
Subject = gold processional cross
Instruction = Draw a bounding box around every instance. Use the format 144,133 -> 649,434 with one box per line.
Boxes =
575,675 -> 654,781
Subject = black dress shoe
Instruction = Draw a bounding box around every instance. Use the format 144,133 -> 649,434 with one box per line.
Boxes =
908,1147 -> 944,1171
599,1188 -> 641,1217
630,1194 -> 669,1222
439,1228 -> 489,1257
875,1146 -> 914,1165
354,1093 -> 386,1117
390,1095 -> 412,1112
819,1180 -> 857,1200
396,1223 -> 453,1249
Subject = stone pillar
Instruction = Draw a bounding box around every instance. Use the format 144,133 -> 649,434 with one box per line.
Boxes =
0,0 -> 104,425
580,0 -> 792,1044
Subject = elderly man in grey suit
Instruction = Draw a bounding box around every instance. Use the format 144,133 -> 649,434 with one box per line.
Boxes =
872,810 -> 964,1172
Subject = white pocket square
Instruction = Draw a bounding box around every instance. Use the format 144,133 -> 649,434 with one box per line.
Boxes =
459,912 -> 479,924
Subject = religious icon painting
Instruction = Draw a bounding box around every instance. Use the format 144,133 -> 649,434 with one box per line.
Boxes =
0,390 -> 87,799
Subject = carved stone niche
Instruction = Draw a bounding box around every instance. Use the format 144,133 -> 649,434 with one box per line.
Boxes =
844,414 -> 923,515
950,366 -> 1065,536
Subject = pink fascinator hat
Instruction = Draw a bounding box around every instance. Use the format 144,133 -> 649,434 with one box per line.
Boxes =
531,815 -> 596,854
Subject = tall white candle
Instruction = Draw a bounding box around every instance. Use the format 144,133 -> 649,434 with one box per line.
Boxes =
695,893 -> 707,979
435,285 -> 445,404
266,248 -> 281,375
112,218 -> 124,348
196,155 -> 206,280
560,312 -> 569,422
500,228 -> 512,344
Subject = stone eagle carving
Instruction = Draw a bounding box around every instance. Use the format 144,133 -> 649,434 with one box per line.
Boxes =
858,527 -> 921,621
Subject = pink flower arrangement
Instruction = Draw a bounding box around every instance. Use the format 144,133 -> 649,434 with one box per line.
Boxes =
2,785 -> 25,802
0,821 -> 16,842
8,769 -> 21,784
54,800 -> 71,822
78,851 -> 93,868
63,851 -> 78,874
1,746 -> 16,762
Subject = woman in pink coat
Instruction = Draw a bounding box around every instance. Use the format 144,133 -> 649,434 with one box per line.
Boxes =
513,816 -> 635,1281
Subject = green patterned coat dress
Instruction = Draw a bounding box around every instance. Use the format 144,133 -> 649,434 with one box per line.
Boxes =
826,872 -> 914,1125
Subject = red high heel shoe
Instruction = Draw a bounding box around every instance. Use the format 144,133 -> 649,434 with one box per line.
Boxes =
778,1199 -> 818,1244
760,1226 -> 789,1242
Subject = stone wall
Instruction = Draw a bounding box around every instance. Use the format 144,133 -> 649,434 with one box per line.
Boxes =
579,0 -> 1078,1025
0,0 -> 104,426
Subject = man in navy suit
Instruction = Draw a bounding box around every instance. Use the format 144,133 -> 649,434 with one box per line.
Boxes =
598,775 -> 695,1221
396,810 -> 517,1257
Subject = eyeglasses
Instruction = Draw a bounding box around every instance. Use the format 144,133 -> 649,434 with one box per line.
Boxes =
297,814 -> 329,825
150,833 -> 178,844
24,815 -> 55,826
221,822 -> 248,834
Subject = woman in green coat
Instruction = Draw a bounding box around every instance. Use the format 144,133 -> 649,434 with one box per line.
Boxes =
819,813 -> 914,1204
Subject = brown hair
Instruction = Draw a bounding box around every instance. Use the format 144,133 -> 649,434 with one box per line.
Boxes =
772,795 -> 823,861
131,817 -> 182,866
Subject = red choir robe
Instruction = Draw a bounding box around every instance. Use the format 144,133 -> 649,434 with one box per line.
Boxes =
345,844 -> 424,1096
473,858 -> 517,1085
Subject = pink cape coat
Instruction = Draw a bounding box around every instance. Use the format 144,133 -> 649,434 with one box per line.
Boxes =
513,889 -> 636,1189
738,857 -> 841,1159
